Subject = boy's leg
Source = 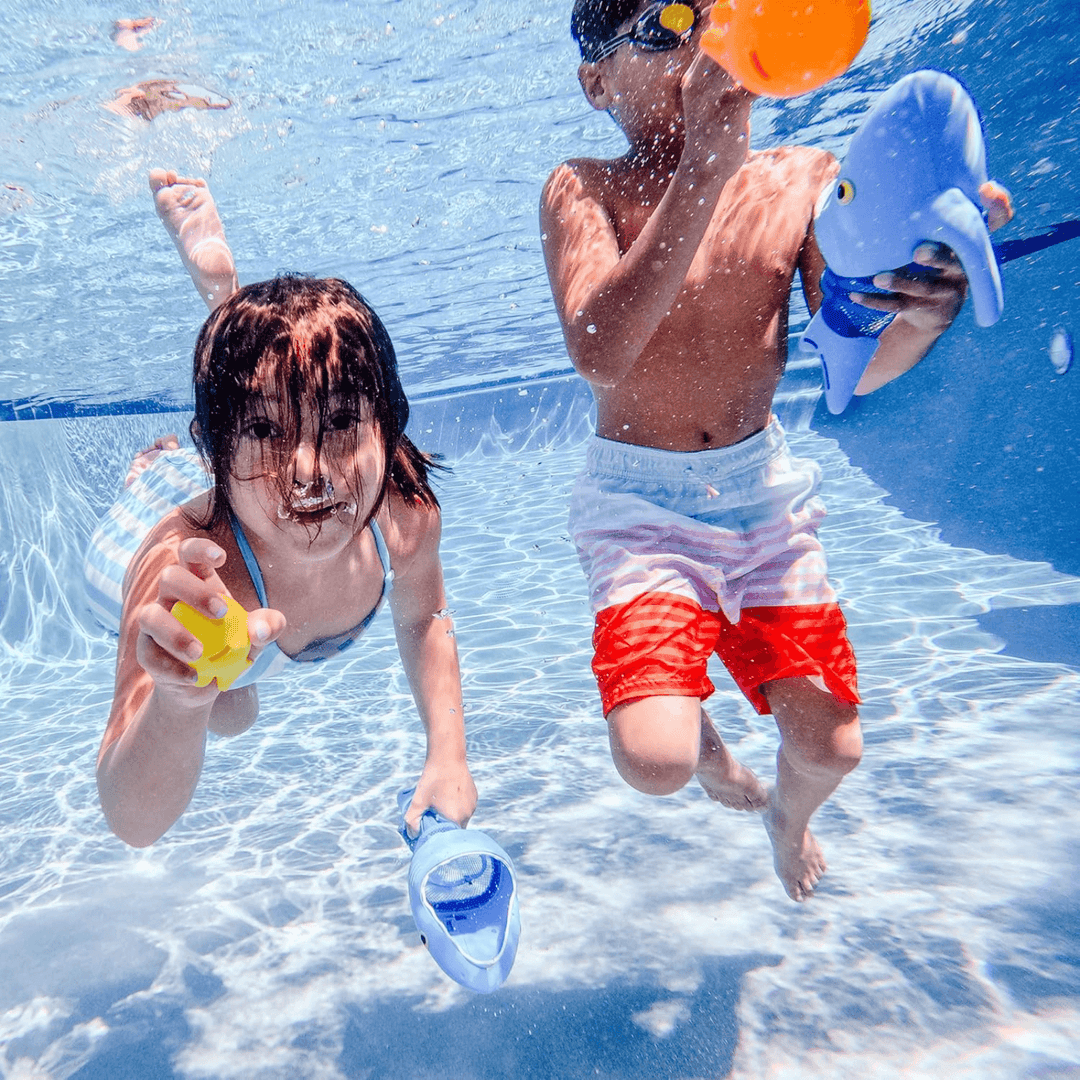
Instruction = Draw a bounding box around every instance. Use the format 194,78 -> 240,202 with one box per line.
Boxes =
149,169 -> 238,312
607,695 -> 767,807
761,676 -> 862,902
698,708 -> 769,809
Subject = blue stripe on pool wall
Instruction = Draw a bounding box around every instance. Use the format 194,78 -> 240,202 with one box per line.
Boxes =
0,368 -> 586,423
0,396 -> 194,423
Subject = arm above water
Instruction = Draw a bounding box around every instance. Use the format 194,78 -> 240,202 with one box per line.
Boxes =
387,499 -> 476,835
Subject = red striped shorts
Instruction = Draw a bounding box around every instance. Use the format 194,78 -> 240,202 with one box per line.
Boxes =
568,421 -> 859,716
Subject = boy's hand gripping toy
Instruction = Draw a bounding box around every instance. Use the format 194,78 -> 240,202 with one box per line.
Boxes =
700,0 -> 870,98
397,787 -> 520,994
802,70 -> 1006,414
171,597 -> 252,690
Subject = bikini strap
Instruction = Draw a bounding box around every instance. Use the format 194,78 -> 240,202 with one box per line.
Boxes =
228,510 -> 392,611
227,509 -> 269,609
370,519 -> 395,596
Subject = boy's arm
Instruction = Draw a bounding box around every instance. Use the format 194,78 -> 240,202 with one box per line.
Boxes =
389,504 -> 476,834
801,183 -> 1015,396
851,242 -> 971,394
541,53 -> 753,387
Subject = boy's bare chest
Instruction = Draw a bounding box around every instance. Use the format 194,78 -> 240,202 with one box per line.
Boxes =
612,160 -> 818,292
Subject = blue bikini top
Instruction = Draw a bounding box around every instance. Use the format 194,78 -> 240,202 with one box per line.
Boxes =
226,512 -> 394,688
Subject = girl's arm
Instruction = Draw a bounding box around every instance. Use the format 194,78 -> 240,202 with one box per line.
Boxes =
97,530 -> 283,846
388,502 -> 477,833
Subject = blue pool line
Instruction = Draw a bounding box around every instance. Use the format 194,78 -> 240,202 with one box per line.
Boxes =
0,366 -> 578,423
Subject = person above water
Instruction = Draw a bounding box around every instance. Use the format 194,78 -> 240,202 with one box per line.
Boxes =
91,172 -> 476,847
104,79 -> 231,122
540,0 -> 1012,901
111,17 -> 160,52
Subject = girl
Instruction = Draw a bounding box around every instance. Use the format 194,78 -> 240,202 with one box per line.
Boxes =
90,179 -> 475,847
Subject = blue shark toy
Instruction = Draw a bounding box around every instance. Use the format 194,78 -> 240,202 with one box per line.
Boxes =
397,787 -> 520,994
802,69 -> 1005,414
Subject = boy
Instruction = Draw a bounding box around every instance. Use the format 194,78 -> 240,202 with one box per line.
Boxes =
541,0 -> 1008,900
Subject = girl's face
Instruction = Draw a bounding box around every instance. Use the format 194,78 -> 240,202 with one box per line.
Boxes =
225,393 -> 386,561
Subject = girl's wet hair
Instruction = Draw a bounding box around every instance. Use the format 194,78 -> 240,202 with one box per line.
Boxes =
572,0 -> 642,62
189,275 -> 440,534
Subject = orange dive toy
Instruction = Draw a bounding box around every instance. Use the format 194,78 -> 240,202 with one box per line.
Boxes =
171,597 -> 252,691
700,0 -> 871,98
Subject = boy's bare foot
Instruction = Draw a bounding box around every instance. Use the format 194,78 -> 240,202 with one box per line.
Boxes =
695,713 -> 768,811
124,435 -> 180,488
763,798 -> 827,902
149,169 -> 238,311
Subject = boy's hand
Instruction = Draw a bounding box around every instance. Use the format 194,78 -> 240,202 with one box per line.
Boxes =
136,538 -> 285,705
850,242 -> 968,337
404,759 -> 478,836
850,183 -> 1012,338
679,47 -> 754,174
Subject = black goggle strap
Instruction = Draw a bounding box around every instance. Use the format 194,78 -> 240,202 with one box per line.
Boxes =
590,3 -> 696,62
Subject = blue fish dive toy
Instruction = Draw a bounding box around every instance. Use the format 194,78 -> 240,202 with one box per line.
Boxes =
397,787 -> 520,994
803,69 -> 1005,414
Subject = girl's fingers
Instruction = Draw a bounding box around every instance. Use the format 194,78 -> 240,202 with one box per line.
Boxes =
158,562 -> 230,621
136,632 -> 200,685
137,604 -> 206,678
247,608 -> 286,649
160,540 -> 232,622
177,537 -> 227,579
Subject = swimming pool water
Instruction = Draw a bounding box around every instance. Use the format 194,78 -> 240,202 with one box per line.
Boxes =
3,381 -> 1080,1077
2,0 -> 1079,1076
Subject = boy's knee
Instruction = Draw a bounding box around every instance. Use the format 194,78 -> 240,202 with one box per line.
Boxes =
611,744 -> 698,795
766,678 -> 862,778
783,714 -> 862,779
607,700 -> 700,796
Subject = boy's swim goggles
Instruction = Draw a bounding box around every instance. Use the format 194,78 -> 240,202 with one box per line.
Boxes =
589,3 -> 697,62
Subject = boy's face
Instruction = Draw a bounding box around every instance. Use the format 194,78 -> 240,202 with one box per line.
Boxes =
581,2 -> 733,139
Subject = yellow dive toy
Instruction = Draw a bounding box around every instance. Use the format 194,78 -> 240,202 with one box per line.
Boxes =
171,597 -> 252,691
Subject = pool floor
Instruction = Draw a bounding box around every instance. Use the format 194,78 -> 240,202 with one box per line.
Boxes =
1,381 -> 1079,1078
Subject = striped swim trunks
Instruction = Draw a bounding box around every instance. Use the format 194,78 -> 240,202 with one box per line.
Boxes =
84,447 -> 212,632
567,419 -> 859,715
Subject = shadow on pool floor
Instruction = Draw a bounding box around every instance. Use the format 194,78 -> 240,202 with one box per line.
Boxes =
336,953 -> 780,1080
975,603 -> 1080,668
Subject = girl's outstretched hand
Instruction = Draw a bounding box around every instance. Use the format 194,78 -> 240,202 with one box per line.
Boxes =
405,759 -> 478,835
135,537 -> 285,706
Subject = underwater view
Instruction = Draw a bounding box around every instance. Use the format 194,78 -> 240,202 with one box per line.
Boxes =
2,0 -> 1079,1076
